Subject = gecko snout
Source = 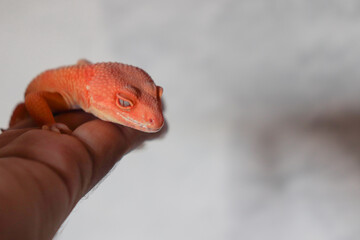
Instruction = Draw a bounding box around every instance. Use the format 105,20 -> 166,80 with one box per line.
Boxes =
146,114 -> 164,131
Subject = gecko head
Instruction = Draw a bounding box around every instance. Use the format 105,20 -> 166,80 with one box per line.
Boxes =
87,63 -> 164,133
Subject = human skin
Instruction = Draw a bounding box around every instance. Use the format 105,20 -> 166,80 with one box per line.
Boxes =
0,110 -> 161,240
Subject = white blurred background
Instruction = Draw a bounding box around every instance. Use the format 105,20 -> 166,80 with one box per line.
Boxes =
1,0 -> 360,239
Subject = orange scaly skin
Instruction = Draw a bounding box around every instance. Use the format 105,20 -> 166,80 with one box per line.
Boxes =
9,59 -> 164,133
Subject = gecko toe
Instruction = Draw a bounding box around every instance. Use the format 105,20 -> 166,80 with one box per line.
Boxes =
42,123 -> 72,134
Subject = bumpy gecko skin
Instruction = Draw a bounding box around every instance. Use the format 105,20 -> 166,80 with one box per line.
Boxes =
9,59 -> 164,133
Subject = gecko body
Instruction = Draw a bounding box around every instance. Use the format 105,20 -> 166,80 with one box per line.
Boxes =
10,59 -> 164,133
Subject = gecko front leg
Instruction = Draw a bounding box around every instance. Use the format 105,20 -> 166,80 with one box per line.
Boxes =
23,91 -> 72,134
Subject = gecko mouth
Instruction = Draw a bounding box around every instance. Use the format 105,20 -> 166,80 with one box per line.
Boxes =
118,113 -> 148,129
117,112 -> 162,132
88,107 -> 161,132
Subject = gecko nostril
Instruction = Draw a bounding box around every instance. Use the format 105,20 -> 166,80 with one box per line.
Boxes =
149,118 -> 154,124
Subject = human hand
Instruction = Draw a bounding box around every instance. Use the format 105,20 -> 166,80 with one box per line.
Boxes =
0,110 -> 161,240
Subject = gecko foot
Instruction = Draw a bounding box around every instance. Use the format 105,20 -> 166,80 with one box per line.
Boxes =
42,123 -> 72,134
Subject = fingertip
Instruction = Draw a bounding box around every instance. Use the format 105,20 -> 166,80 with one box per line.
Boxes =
72,120 -> 140,187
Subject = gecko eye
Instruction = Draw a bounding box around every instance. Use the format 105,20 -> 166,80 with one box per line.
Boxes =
116,94 -> 133,109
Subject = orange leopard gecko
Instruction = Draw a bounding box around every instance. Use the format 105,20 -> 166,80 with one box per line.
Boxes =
9,59 -> 164,133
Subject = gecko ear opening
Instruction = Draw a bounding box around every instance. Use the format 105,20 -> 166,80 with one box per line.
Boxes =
157,86 -> 163,98
116,93 -> 133,109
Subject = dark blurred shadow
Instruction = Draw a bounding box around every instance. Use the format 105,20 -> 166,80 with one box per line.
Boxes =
245,107 -> 360,164
306,108 -> 360,154
228,106 -> 360,215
